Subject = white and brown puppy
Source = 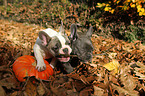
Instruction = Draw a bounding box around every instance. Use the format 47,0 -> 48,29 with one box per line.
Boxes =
33,23 -> 72,71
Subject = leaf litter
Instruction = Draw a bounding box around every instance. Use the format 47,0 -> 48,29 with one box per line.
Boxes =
0,19 -> 145,96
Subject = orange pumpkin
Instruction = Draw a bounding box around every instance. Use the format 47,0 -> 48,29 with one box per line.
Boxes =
12,55 -> 53,82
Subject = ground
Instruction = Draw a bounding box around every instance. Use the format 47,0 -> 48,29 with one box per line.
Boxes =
0,19 -> 145,96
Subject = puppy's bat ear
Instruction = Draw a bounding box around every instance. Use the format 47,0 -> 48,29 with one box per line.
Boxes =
69,24 -> 78,41
86,26 -> 93,37
39,31 -> 51,46
59,21 -> 65,35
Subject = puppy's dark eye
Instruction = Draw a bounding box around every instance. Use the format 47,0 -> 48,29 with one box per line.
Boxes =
52,44 -> 59,51
66,40 -> 71,45
53,46 -> 58,50
85,45 -> 93,51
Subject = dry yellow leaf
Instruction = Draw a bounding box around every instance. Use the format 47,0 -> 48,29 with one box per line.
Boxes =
103,59 -> 120,75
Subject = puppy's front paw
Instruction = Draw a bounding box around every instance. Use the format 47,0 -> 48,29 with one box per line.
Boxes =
63,63 -> 74,73
66,67 -> 74,74
36,62 -> 46,72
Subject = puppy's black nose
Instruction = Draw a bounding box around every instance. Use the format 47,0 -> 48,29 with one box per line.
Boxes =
63,48 -> 68,54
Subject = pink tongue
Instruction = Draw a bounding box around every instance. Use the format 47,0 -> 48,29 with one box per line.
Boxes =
58,57 -> 70,62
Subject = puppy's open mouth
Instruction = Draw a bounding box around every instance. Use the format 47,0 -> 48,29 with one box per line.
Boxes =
58,57 -> 70,62
56,54 -> 77,62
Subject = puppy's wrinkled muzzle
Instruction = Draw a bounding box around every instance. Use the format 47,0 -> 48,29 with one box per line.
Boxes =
57,53 -> 71,62
78,52 -> 92,62
58,45 -> 72,62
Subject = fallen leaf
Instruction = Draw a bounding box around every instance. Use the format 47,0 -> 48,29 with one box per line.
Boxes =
122,43 -> 134,52
109,75 -> 119,85
9,91 -> 22,96
0,76 -> 20,89
24,79 -> 37,96
79,86 -> 93,96
120,73 -> 137,90
103,59 -> 120,75
73,80 -> 86,92
136,61 -> 145,71
0,85 -> 6,96
93,85 -> 104,96
130,62 -> 145,80
80,75 -> 90,84
108,52 -> 117,59
50,79 -> 67,95
37,83 -> 45,96
134,71 -> 145,80
90,63 -> 98,68
66,89 -> 78,96
111,83 -> 139,96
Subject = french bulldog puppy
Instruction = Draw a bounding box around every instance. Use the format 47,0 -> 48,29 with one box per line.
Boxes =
33,23 -> 72,72
63,24 -> 94,73
69,24 -> 94,63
